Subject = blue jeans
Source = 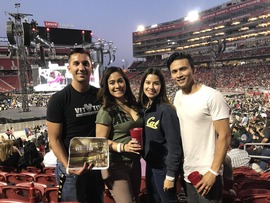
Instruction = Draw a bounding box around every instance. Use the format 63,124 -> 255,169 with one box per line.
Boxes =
259,147 -> 270,171
146,164 -> 178,203
184,175 -> 222,203
55,161 -> 104,203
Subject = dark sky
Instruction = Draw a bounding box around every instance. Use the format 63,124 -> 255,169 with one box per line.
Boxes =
1,0 -> 228,67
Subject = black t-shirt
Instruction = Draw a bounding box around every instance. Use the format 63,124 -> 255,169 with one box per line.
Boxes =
46,84 -> 101,152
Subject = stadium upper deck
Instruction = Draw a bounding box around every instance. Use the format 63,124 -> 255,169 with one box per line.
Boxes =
132,0 -> 270,64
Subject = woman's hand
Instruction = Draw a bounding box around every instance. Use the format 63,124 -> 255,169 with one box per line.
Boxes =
124,139 -> 142,154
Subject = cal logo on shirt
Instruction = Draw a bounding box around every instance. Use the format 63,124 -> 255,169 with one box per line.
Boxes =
146,117 -> 159,129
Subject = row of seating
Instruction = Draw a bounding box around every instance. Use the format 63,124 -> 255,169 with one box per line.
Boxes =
232,166 -> 270,203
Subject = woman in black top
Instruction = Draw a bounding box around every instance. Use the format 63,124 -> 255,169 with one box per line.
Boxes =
0,140 -> 21,169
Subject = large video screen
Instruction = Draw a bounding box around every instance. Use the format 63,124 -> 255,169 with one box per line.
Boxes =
33,62 -> 99,92
36,27 -> 92,46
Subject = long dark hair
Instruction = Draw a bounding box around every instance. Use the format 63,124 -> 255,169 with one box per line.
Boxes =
138,67 -> 172,108
98,66 -> 138,111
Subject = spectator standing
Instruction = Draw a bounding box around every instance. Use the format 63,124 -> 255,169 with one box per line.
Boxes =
46,48 -> 104,202
96,67 -> 143,203
6,129 -> 11,140
167,52 -> 231,202
138,67 -> 183,203
10,127 -> 16,140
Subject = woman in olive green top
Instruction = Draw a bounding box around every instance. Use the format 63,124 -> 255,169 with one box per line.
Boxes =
96,67 -> 143,203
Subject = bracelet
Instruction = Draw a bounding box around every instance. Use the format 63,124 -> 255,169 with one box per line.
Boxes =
209,168 -> 219,176
117,143 -> 122,153
165,175 -> 175,181
66,167 -> 70,175
123,144 -> 126,152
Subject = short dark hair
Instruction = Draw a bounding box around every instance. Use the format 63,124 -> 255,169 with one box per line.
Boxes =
167,52 -> 195,71
68,48 -> 91,62
230,137 -> 240,149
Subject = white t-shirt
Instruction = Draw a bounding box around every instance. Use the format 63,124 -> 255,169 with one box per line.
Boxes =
43,150 -> 57,167
174,85 -> 230,182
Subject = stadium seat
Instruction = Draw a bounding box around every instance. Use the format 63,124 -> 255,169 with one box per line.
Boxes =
0,166 -> 17,173
0,172 -> 6,182
237,188 -> 270,201
234,179 -> 270,193
44,186 -> 59,203
260,172 -> 270,180
242,194 -> 270,203
5,173 -> 34,185
43,167 -> 56,175
1,185 -> 43,203
34,174 -> 57,187
0,199 -> 28,203
16,182 -> 47,195
20,166 -> 43,174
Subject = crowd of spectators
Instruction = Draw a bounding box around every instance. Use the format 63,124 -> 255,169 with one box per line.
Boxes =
0,60 -> 269,173
0,123 -> 57,173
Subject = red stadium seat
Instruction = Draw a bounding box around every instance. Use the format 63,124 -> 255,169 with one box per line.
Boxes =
20,166 -> 43,174
0,199 -> 28,203
44,187 -> 58,203
238,189 -> 270,201
16,182 -> 47,195
243,194 -> 270,203
0,166 -> 17,173
5,173 -> 34,185
34,174 -> 57,187
43,167 -> 56,175
0,172 -> 6,182
1,185 -> 43,203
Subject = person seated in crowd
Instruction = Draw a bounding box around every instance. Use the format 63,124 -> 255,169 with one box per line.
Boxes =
13,138 -> 24,155
0,140 -> 21,168
1,135 -> 5,143
227,137 -> 251,168
259,118 -> 270,171
43,143 -> 57,167
18,141 -> 44,171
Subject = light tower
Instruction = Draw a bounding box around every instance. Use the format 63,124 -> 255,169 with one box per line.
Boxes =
6,3 -> 32,112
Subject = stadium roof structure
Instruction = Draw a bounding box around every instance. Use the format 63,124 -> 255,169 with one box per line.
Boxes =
132,0 -> 270,64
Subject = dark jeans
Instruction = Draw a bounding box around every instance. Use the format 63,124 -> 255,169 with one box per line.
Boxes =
146,164 -> 178,203
184,175 -> 222,203
55,161 -> 104,203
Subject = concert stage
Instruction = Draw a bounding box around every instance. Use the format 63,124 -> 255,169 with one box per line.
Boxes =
0,107 -> 47,124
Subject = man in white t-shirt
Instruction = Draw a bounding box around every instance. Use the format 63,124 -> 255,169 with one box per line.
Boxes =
167,52 -> 231,203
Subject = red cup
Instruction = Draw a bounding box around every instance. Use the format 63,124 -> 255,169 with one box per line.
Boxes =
129,127 -> 143,146
188,171 -> 202,186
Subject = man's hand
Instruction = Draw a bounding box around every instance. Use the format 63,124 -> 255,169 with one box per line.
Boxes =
195,171 -> 216,196
67,162 -> 95,176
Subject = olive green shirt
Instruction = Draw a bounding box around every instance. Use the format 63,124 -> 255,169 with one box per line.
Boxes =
96,106 -> 143,162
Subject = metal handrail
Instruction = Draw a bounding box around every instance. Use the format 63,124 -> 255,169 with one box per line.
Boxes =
244,143 -> 270,159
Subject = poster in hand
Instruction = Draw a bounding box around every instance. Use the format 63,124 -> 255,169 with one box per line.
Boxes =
67,137 -> 109,170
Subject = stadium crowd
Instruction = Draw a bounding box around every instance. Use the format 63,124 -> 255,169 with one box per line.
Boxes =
0,60 -> 269,202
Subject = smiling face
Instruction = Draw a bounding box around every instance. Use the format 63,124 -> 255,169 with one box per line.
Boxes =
143,74 -> 161,102
67,53 -> 92,86
108,71 -> 126,101
169,58 -> 195,93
